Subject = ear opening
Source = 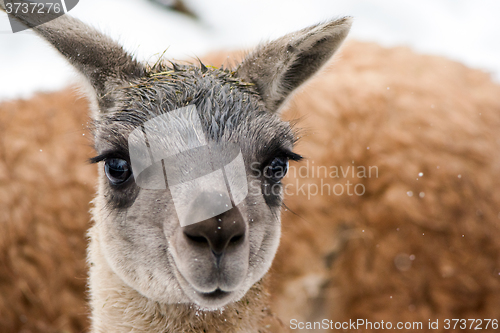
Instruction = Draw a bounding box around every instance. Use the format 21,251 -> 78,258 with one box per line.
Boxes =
237,17 -> 353,112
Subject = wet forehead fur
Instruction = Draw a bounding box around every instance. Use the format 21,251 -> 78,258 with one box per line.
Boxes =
94,63 -> 296,161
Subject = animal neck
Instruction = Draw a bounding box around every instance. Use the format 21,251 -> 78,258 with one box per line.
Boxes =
87,224 -> 281,333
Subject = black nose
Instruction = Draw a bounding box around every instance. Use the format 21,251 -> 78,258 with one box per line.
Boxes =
182,206 -> 246,256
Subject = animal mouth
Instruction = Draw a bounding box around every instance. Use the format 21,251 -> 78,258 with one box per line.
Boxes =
198,288 -> 231,300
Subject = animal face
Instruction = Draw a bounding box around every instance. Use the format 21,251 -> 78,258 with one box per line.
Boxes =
1,2 -> 351,309
90,64 -> 300,308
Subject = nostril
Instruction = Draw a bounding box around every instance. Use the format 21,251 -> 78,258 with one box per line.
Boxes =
184,233 -> 209,244
229,234 -> 244,244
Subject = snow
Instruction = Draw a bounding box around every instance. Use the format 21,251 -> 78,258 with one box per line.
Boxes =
1,0 -> 499,101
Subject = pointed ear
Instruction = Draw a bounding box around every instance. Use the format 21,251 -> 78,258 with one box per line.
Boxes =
1,1 -> 144,107
237,17 -> 352,112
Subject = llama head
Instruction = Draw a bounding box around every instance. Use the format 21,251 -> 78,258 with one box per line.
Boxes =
2,4 -> 351,309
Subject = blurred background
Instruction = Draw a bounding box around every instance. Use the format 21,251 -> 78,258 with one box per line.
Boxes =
1,2 -> 500,332
0,0 -> 499,101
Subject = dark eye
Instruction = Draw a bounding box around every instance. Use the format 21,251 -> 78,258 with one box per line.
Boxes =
104,158 -> 132,185
265,157 -> 289,182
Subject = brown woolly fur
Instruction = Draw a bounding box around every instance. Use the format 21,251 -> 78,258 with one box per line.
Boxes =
2,40 -> 500,332
0,90 -> 95,332
271,41 -> 500,328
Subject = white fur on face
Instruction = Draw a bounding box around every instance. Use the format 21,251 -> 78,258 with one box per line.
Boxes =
94,165 -> 282,309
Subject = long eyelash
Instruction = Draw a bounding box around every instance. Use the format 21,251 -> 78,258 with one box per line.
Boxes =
285,151 -> 303,161
273,150 -> 303,162
89,154 -> 108,164
88,150 -> 130,164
